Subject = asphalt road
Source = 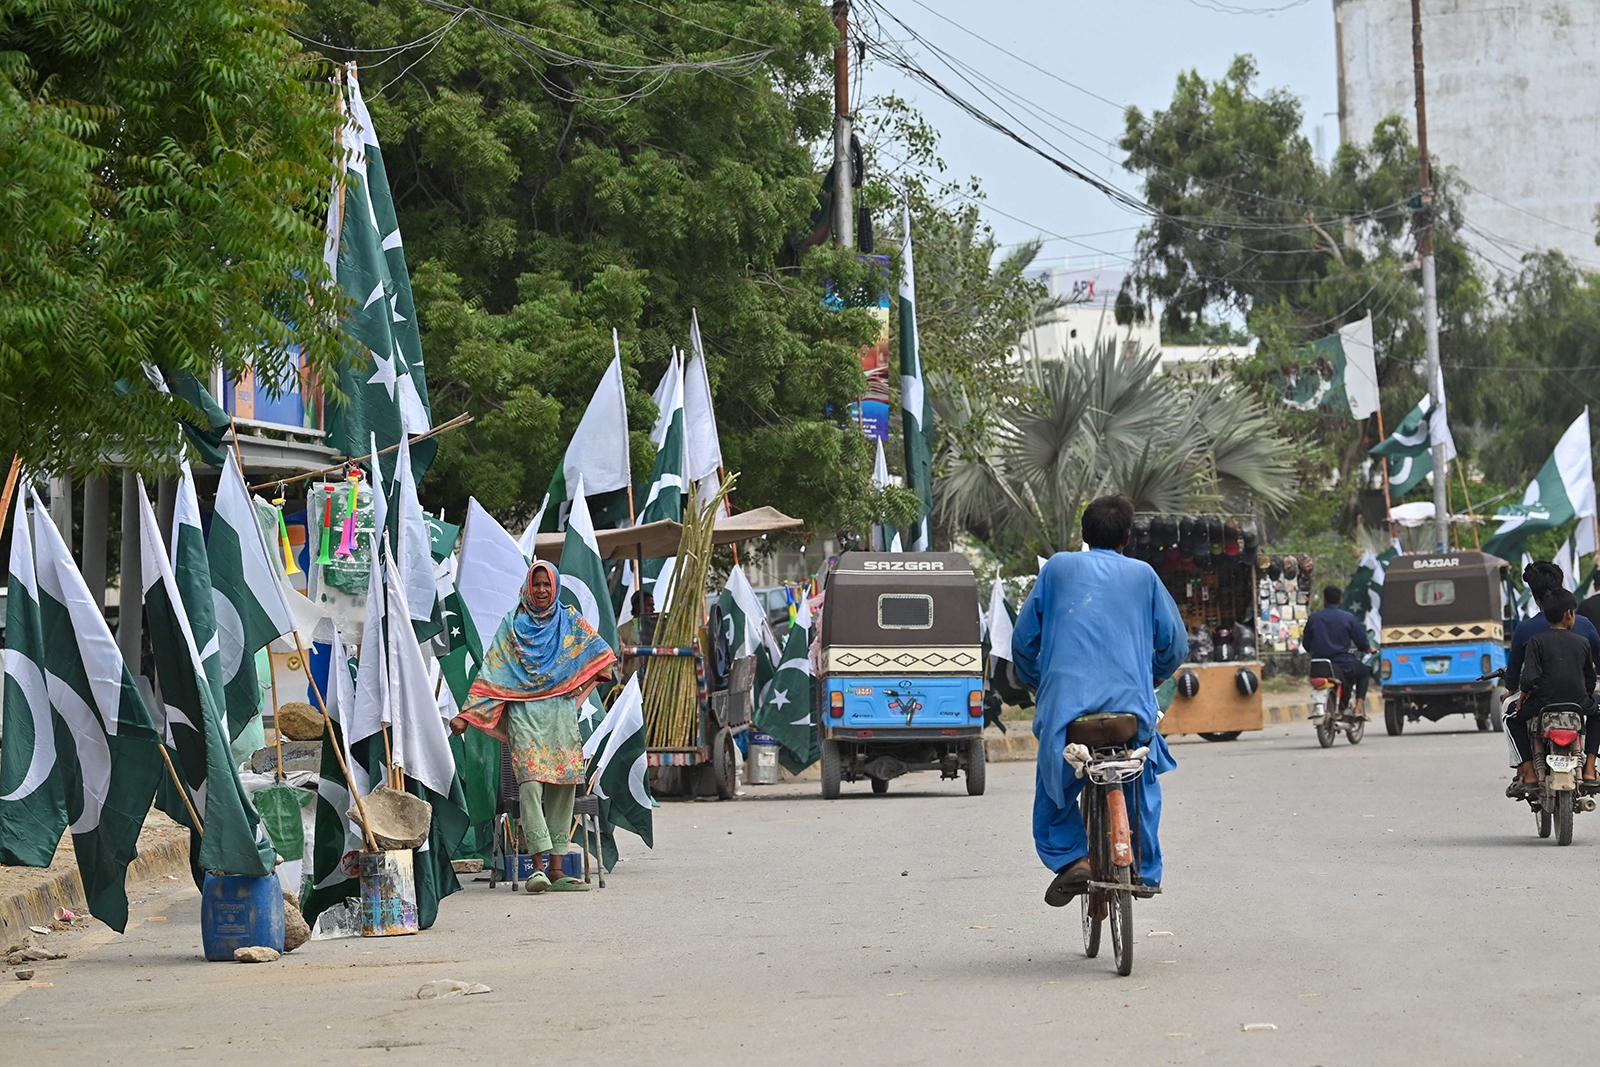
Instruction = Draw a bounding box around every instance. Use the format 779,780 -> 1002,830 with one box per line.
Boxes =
4,717 -> 1597,1066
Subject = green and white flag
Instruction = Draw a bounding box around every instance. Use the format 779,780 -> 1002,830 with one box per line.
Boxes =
138,483 -> 275,884
28,487 -> 163,932
1370,392 -> 1456,499
640,358 -> 685,597
544,339 -> 632,531
899,203 -> 934,551
720,564 -> 781,665
456,498 -> 527,658
1281,313 -> 1380,421
324,65 -> 433,475
209,451 -> 296,738
394,431 -> 440,638
583,676 -> 655,868
301,628 -> 367,927
1485,409 -> 1597,561
559,476 -> 619,653
0,488 -> 64,867
753,595 -> 816,773
685,310 -> 725,508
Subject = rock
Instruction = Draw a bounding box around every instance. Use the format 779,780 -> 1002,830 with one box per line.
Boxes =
451,858 -> 484,874
249,741 -> 322,775
416,979 -> 491,999
275,701 -> 324,741
233,946 -> 281,963
14,969 -> 34,981
6,938 -> 66,965
281,891 -> 311,953
351,785 -> 433,851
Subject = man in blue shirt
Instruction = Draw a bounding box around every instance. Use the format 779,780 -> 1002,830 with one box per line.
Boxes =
1013,495 -> 1187,906
1303,586 -> 1373,718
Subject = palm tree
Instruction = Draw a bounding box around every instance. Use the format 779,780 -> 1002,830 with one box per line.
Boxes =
935,339 -> 1296,555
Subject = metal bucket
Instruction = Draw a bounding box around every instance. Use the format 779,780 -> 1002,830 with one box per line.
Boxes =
748,732 -> 781,785
359,849 -> 419,937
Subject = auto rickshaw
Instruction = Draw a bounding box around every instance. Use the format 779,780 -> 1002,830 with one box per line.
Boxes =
815,552 -> 986,798
1378,550 -> 1512,735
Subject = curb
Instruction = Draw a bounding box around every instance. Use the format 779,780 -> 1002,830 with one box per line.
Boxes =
0,837 -> 190,945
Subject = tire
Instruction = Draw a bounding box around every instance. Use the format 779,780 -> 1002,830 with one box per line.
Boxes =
1557,790 -> 1574,846
1491,690 -> 1506,734
966,739 -> 987,796
1082,785 -> 1104,959
1110,866 -> 1134,977
711,727 -> 737,800
1316,718 -> 1335,748
1347,718 -> 1365,745
1199,731 -> 1242,742
1538,808 -> 1553,839
820,738 -> 842,800
1476,713 -> 1490,732
870,776 -> 889,795
1081,890 -> 1103,958
1385,701 -> 1404,736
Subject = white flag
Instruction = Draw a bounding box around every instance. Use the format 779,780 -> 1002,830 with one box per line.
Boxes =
383,545 -> 456,798
395,431 -> 437,623
554,341 -> 631,499
685,310 -> 724,501
456,498 -> 529,658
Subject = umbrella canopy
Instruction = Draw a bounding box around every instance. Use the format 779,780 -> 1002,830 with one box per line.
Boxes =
532,506 -> 804,564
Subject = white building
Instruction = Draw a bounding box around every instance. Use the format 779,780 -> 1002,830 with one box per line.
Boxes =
1334,0 -> 1600,272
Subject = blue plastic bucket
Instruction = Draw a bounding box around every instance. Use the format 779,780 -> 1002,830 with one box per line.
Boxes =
503,852 -> 583,880
200,872 -> 285,961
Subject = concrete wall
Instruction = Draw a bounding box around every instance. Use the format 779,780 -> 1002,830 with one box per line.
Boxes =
1334,0 -> 1600,272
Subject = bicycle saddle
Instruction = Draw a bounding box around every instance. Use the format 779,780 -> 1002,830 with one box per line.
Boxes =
1068,712 -> 1139,747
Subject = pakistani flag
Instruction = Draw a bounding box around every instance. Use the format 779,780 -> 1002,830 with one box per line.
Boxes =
456,498 -> 527,658
543,341 -> 632,531
684,311 -> 725,508
559,476 -> 620,652
1370,392 -> 1456,499
1342,545 -> 1398,656
583,677 -> 655,871
394,433 -> 440,640
640,359 -> 685,596
899,203 -> 934,551
719,564 -> 780,700
301,630 -> 367,927
164,369 -> 231,469
28,488 -> 163,932
209,452 -> 296,737
752,596 -> 817,774
434,556 -> 496,862
324,65 -> 434,476
1485,409 -> 1597,561
1281,313 -> 1381,421
0,487 -> 64,867
138,484 -> 275,885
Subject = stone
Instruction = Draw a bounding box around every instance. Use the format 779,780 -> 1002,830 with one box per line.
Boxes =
451,858 -> 484,874
233,946 -> 281,963
249,741 -> 322,775
416,979 -> 491,999
6,938 -> 66,965
281,891 -> 311,953
14,969 -> 34,981
351,785 -> 432,851
274,701 -> 324,741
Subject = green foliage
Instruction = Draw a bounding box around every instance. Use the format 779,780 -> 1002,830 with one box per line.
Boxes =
0,0 -> 345,476
296,0 -> 887,532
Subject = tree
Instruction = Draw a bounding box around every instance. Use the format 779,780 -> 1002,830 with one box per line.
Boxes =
936,340 -> 1295,566
0,0 -> 345,476
295,0 -> 885,533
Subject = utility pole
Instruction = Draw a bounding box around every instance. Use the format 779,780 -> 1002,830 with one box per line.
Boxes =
832,0 -> 854,250
1412,0 -> 1447,553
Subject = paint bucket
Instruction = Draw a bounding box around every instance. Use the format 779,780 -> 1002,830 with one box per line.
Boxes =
200,872 -> 286,961
748,732 -> 781,785
359,850 -> 419,937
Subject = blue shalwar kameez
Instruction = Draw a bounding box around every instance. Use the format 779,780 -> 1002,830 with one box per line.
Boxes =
1012,548 -> 1187,885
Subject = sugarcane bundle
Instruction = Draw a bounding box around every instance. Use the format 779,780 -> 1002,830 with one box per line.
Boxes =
644,474 -> 735,748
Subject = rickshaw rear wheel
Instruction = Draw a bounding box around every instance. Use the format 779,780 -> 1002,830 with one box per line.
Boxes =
820,739 -> 842,800
1385,700 -> 1403,736
966,739 -> 986,796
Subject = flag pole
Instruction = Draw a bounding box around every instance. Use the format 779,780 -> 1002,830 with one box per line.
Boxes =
1373,411 -> 1395,542
269,660 -> 286,782
1454,458 -> 1480,549
0,453 -> 21,533
292,632 -> 379,851
157,745 -> 204,836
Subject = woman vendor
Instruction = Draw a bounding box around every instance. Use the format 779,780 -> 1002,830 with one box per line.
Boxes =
452,560 -> 616,893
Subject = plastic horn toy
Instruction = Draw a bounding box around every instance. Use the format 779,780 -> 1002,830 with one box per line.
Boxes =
335,470 -> 361,557
273,498 -> 301,576
316,492 -> 334,565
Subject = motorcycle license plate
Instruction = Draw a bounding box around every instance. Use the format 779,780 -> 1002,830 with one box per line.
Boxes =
1546,754 -> 1578,773
1423,657 -> 1451,675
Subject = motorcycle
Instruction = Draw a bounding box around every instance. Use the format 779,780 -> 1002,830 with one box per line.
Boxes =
1308,658 -> 1364,748
1487,670 -> 1596,845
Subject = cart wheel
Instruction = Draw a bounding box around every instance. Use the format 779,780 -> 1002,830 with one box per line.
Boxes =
712,727 -> 737,800
1385,701 -> 1404,736
966,738 -> 986,796
820,739 -> 842,800
870,776 -> 889,794
1198,731 -> 1241,742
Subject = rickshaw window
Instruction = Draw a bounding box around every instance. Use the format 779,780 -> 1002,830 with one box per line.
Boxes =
1414,579 -> 1455,606
879,594 -> 933,629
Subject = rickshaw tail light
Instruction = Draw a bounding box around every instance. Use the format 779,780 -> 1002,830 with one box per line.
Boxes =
1547,728 -> 1580,748
1380,660 -> 1392,680
969,691 -> 983,716
829,691 -> 844,718
1481,653 -> 1493,675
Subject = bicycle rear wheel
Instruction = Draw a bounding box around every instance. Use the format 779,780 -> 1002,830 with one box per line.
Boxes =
1080,783 -> 1104,957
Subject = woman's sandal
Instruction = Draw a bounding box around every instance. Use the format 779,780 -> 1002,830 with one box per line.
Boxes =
546,876 -> 591,892
524,871 -> 551,893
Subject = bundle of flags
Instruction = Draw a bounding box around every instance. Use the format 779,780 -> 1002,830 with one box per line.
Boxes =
751,594 -> 818,773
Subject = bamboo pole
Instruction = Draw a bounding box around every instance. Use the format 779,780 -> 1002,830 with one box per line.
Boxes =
0,454 -> 22,535
292,632 -> 379,851
269,657 -> 286,782
1373,410 -> 1395,543
158,745 -> 204,836
249,412 -> 474,493
1454,459 -> 1481,549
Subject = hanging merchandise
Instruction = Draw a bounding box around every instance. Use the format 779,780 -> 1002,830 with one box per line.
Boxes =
309,477 -> 376,597
274,499 -> 302,577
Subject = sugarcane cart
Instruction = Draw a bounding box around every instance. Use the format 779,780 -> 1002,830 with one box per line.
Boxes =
535,499 -> 802,799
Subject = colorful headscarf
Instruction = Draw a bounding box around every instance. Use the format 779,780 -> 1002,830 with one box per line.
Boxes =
457,560 -> 616,734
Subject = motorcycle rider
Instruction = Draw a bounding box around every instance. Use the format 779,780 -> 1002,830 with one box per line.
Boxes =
1506,561 -> 1600,692
1508,588 -> 1600,796
1303,585 -> 1372,719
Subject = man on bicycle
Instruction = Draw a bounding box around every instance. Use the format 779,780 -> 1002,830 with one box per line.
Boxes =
1012,494 -> 1187,907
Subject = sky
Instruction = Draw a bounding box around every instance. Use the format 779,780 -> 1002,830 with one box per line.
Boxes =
856,0 -> 1340,273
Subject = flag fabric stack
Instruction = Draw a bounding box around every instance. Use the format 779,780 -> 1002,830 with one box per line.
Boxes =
752,596 -> 817,773
899,204 -> 934,552
1484,410 -> 1597,562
